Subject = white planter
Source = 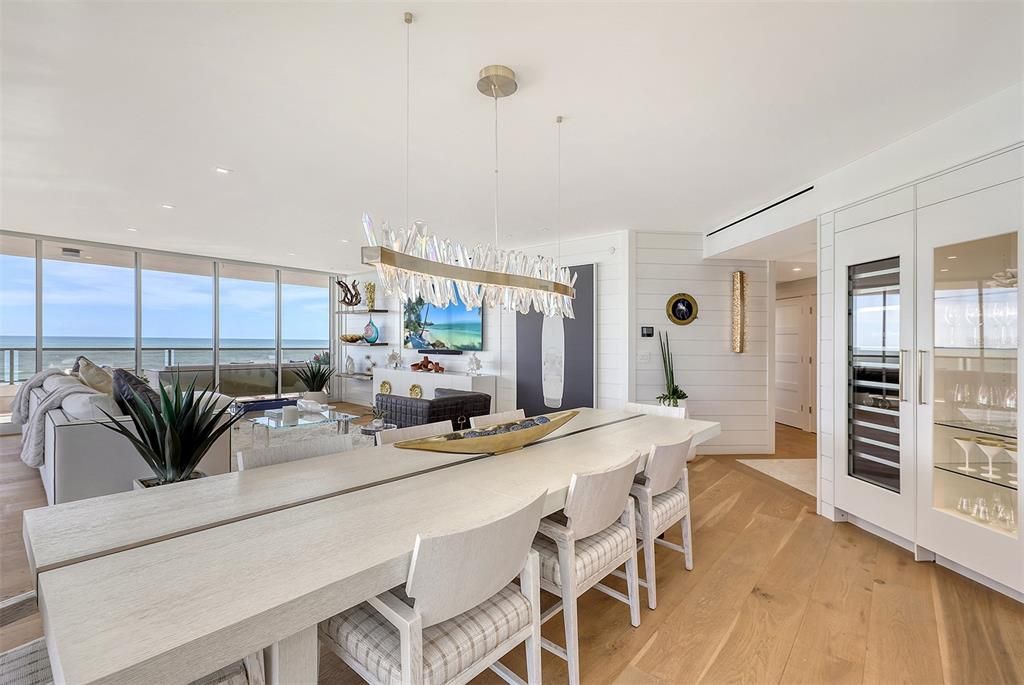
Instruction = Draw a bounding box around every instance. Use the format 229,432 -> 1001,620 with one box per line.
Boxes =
653,398 -> 687,417
132,471 -> 206,490
302,391 -> 329,404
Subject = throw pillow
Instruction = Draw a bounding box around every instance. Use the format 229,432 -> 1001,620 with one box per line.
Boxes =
112,369 -> 162,417
78,357 -> 114,394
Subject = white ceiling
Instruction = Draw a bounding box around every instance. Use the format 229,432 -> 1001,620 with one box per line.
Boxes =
2,2 -> 1021,273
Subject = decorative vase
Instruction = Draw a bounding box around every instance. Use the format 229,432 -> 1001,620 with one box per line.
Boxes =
372,417 -> 384,429
365,282 -> 376,310
363,316 -> 380,343
345,355 -> 356,375
302,391 -> 329,404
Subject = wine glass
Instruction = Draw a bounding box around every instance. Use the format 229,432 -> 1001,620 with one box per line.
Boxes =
943,304 -> 962,347
964,303 -> 981,347
990,301 -> 1007,347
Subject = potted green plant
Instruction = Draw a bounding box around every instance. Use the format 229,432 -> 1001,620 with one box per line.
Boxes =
295,359 -> 335,403
100,377 -> 244,488
370,405 -> 387,430
656,331 -> 688,409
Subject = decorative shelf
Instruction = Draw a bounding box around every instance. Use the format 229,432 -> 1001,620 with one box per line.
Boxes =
934,420 -> 1017,441
934,461 -> 1018,491
340,341 -> 389,347
336,309 -> 390,315
934,506 -> 1017,538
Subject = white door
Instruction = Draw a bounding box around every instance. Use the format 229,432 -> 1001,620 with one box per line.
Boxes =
776,296 -> 810,430
915,178 -> 1022,590
834,211 -> 917,541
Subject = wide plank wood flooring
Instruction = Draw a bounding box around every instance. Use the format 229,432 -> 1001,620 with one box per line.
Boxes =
3,422 -> 1023,683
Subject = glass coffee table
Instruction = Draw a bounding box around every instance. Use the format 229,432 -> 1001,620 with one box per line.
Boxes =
247,409 -> 362,448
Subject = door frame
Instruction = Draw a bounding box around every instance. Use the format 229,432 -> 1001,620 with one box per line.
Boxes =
775,293 -> 815,431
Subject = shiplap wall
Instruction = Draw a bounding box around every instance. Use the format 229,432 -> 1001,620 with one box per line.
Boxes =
341,231 -> 630,411
817,214 -> 836,517
632,232 -> 772,454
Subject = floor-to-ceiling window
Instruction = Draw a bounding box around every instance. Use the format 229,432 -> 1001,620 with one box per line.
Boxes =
218,263 -> 278,396
0,235 -> 37,411
280,271 -> 331,393
41,242 -> 135,372
141,253 -> 215,388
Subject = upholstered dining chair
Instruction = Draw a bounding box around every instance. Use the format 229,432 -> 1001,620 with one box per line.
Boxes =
319,492 -> 548,685
531,455 -> 643,685
627,437 -> 694,610
0,637 -> 264,685
236,434 -> 359,471
376,419 -> 453,446
470,409 -> 526,428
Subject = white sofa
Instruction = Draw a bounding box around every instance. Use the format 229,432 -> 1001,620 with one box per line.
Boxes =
26,382 -> 231,505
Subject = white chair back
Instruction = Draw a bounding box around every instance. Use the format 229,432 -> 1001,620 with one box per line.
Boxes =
405,491 -> 547,627
642,437 -> 693,496
625,401 -> 686,418
470,409 -> 526,429
564,453 -> 642,539
236,435 -> 356,470
376,419 -> 454,446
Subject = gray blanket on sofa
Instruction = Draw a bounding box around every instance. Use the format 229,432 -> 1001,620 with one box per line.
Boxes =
14,369 -> 98,468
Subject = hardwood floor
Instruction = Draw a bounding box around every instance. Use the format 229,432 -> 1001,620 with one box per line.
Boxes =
4,421 -> 1023,683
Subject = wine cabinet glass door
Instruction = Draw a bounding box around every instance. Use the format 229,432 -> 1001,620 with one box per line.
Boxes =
834,212 -> 916,541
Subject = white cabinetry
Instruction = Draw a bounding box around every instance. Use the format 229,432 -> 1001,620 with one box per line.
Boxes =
371,368 -> 497,411
829,145 -> 1023,594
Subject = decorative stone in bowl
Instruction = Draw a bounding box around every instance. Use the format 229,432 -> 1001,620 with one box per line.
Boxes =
394,410 -> 578,455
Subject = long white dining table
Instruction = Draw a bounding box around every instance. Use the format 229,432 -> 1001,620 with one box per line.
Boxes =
25,408 -> 720,685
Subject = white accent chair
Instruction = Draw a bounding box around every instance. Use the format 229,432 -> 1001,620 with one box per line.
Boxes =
236,435 -> 359,471
628,437 -> 694,610
531,455 -> 643,685
470,409 -> 526,429
376,420 -> 454,446
0,638 -> 264,685
319,492 -> 548,685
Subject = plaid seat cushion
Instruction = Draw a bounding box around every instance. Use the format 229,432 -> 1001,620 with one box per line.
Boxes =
532,520 -> 633,588
636,486 -> 688,537
0,638 -> 52,685
322,583 -> 531,685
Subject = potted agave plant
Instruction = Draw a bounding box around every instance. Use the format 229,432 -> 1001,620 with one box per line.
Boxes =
100,377 -> 244,488
295,356 -> 335,403
370,405 -> 388,430
656,331 -> 688,410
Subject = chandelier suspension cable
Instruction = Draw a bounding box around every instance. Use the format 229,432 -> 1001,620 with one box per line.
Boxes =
493,84 -> 500,248
404,12 -> 412,229
556,115 -> 563,268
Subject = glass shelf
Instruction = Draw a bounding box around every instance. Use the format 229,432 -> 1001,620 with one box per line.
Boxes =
935,506 -> 1017,539
934,420 -> 1016,440
934,462 -> 1018,491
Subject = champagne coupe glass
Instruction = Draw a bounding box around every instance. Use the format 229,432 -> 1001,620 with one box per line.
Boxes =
976,440 -> 1004,480
1007,446 -> 1018,487
954,437 -> 976,473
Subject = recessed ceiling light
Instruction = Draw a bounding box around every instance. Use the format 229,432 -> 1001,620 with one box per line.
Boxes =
161,204 -> 175,209
287,252 -> 296,256
341,239 -> 350,244
214,167 -> 232,174
127,227 -> 138,232
940,268 -> 950,272
947,255 -> 958,260
792,267 -> 802,272
84,255 -> 93,260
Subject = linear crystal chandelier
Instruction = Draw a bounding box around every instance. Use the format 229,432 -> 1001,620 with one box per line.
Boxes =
360,13 -> 577,319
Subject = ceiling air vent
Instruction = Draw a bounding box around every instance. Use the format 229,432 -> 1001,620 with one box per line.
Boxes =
61,247 -> 82,259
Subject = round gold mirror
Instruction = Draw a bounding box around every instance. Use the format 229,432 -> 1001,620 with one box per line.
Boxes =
666,293 -> 698,325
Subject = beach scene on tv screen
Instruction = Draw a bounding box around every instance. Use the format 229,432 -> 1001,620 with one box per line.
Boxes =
403,294 -> 483,351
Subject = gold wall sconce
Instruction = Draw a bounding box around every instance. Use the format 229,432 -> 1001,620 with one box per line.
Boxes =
731,271 -> 747,353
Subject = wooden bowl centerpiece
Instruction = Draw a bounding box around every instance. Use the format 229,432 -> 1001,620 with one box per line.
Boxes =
394,410 -> 579,455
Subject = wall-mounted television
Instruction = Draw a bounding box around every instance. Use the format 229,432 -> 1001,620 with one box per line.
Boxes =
403,293 -> 483,352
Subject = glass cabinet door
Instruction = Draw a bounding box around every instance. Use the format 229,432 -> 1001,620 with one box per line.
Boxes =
930,233 -> 1017,537
848,258 -> 903,492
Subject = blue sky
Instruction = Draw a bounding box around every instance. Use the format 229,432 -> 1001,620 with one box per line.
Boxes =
0,254 -> 328,341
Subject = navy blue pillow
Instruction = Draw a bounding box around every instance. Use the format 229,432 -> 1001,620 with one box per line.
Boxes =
112,369 -> 162,417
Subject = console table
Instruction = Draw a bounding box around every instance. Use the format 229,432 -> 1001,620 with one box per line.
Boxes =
372,368 -> 497,411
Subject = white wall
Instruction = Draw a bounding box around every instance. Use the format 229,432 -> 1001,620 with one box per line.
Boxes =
705,83 -> 1024,258
631,232 -> 772,454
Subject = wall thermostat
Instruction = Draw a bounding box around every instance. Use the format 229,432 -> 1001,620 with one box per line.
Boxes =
640,326 -> 654,338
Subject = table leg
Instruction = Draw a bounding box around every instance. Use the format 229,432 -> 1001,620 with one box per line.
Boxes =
265,624 -> 318,684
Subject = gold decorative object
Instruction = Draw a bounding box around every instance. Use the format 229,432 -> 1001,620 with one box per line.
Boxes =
409,383 -> 423,398
337,279 -> 362,308
665,293 -> 698,326
731,271 -> 747,353
365,282 -> 377,310
379,380 -> 392,395
341,333 -> 365,343
395,410 -> 579,455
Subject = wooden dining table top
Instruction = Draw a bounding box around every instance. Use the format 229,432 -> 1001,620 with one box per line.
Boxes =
28,408 -> 720,685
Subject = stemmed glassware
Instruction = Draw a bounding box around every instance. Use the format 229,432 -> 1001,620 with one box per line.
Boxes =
964,302 -> 981,347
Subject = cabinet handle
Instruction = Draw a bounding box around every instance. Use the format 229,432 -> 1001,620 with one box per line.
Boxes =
918,350 -> 928,405
899,350 -> 908,403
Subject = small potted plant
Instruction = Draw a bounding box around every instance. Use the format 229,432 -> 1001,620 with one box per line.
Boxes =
295,358 -> 335,403
656,331 -> 688,410
370,405 -> 387,430
100,377 -> 244,488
